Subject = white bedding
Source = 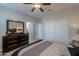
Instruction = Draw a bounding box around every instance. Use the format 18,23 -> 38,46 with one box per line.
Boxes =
39,43 -> 70,56
18,41 -> 71,56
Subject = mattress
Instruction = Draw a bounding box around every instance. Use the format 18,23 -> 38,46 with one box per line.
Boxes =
17,40 -> 71,56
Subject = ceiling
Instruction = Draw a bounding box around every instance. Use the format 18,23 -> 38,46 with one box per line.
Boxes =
0,3 -> 79,19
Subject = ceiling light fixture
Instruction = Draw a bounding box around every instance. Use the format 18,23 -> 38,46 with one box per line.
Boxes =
24,3 -> 51,12
34,4 -> 40,8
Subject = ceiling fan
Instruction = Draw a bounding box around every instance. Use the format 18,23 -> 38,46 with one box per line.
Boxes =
24,3 -> 51,12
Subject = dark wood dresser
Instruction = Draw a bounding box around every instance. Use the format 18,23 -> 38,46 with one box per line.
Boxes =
2,33 -> 29,55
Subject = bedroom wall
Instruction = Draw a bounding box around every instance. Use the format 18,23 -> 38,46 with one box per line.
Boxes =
39,6 -> 79,45
0,6 -> 38,52
60,6 -> 79,42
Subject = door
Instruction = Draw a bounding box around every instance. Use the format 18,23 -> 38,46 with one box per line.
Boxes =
27,22 -> 35,43
45,20 -> 55,41
37,23 -> 44,40
55,20 -> 69,44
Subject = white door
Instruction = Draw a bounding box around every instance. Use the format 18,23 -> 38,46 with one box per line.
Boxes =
37,24 -> 43,39
27,22 -> 35,43
55,20 -> 69,44
45,21 -> 54,41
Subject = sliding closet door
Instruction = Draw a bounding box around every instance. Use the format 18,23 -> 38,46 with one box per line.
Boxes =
45,20 -> 54,41
44,19 -> 69,44
55,20 -> 69,44
37,23 -> 44,40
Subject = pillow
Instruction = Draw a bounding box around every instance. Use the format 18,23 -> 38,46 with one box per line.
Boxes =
68,44 -> 74,48
68,42 -> 79,48
73,43 -> 79,47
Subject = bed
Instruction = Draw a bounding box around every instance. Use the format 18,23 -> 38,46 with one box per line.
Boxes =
17,40 -> 71,56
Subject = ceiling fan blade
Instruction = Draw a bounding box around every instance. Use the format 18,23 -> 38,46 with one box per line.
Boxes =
31,7 -> 35,12
41,3 -> 51,5
39,7 -> 44,12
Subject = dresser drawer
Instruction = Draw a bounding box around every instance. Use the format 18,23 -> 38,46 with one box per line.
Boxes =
6,37 -> 18,42
19,41 -> 27,47
7,40 -> 17,46
7,44 -> 18,52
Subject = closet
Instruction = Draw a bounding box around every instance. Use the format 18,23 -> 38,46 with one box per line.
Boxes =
45,20 -> 54,41
54,20 -> 69,44
38,19 -> 69,44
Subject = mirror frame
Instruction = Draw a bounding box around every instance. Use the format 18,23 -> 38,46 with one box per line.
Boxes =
6,20 -> 24,34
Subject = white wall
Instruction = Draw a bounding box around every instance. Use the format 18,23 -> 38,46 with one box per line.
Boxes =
59,6 -> 79,42
39,6 -> 79,45
0,6 -> 38,51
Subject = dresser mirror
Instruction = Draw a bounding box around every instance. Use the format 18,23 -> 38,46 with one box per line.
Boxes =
6,20 -> 24,34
